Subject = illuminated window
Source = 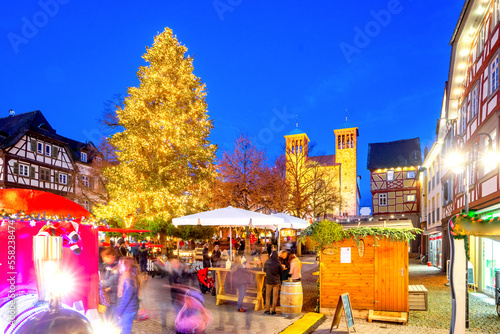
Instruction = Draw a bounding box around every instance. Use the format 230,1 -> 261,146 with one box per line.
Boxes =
406,194 -> 416,202
379,193 -> 387,206
387,170 -> 394,181
491,56 -> 499,94
483,130 -> 497,175
406,171 -> 415,179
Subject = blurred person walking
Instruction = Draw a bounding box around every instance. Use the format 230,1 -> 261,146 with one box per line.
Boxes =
115,257 -> 140,334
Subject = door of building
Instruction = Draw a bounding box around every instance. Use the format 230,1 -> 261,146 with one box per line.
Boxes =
374,238 -> 409,312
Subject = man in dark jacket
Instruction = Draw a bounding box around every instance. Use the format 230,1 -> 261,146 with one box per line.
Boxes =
138,242 -> 149,273
263,251 -> 283,315
202,243 -> 211,268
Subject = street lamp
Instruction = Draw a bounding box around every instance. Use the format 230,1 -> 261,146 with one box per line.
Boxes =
445,131 -> 500,330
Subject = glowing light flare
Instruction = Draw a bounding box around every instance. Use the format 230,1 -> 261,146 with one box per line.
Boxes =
92,319 -> 121,334
445,150 -> 466,174
483,149 -> 500,165
47,271 -> 74,297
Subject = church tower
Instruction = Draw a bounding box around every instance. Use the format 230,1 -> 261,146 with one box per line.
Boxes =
334,122 -> 359,216
284,128 -> 309,158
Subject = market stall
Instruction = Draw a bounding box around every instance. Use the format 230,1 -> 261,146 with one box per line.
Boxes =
0,189 -> 104,334
301,220 -> 420,323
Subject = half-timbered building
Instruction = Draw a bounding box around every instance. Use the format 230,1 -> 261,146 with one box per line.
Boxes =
0,110 -> 105,212
367,138 -> 422,253
439,0 -> 500,297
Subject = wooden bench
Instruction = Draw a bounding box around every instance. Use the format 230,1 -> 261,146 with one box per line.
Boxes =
409,285 -> 428,311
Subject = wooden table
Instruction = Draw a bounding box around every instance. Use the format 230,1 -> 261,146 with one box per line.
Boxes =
209,267 -> 266,311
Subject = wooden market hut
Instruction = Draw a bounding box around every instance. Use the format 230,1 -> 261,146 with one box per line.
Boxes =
311,221 -> 419,323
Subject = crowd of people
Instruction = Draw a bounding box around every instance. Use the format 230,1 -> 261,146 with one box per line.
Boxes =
98,236 -> 302,333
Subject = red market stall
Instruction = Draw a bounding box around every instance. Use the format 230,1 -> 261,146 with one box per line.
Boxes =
0,189 -> 101,334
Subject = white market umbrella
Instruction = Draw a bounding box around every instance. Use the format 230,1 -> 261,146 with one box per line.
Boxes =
172,206 -> 284,259
271,213 -> 310,250
271,213 -> 310,230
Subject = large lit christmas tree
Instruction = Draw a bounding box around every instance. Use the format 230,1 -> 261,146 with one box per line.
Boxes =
95,28 -> 216,226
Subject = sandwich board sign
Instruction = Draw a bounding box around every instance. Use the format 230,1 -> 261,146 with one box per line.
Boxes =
330,293 -> 355,333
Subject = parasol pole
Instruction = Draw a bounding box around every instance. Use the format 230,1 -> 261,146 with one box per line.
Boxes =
278,227 -> 281,251
229,226 -> 232,261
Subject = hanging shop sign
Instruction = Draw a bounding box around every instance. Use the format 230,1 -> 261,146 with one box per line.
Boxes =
280,229 -> 296,238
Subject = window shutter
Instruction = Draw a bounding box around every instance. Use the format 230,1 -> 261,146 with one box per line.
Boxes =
68,174 -> 72,187
13,162 -> 18,175
55,172 -> 59,184
30,166 -> 35,179
30,139 -> 36,152
89,177 -> 94,190
52,146 -> 58,158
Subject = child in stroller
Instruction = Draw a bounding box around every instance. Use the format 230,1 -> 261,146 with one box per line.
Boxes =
196,267 -> 215,295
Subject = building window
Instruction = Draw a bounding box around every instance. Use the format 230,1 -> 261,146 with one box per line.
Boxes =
40,168 -> 50,182
471,85 -> 479,118
81,152 -> 87,163
19,164 -> 29,177
59,173 -> 67,185
82,175 -> 89,187
406,194 -> 416,202
491,56 -> 499,94
387,170 -> 394,181
45,144 -> 51,156
83,200 -> 91,212
378,193 -> 387,206
460,102 -> 467,134
406,171 -> 415,179
483,130 -> 497,175
37,142 -> 43,154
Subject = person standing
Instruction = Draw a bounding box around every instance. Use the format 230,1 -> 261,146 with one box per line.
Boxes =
279,250 -> 291,282
101,247 -> 120,322
202,243 -> 211,269
115,257 -> 140,334
288,253 -> 302,282
263,251 -> 283,315
138,242 -> 149,273
211,245 -> 221,267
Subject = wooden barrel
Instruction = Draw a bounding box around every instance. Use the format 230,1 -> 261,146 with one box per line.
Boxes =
280,281 -> 303,317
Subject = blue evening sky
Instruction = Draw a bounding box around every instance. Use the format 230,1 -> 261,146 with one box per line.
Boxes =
1,1 -> 463,208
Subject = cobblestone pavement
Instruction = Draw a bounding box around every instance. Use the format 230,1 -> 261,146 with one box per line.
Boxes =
132,256 -> 500,334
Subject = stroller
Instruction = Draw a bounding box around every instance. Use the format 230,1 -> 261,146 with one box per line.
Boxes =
196,267 -> 215,295
150,257 -> 168,278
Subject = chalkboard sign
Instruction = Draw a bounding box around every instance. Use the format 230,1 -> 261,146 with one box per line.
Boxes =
330,293 -> 355,333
